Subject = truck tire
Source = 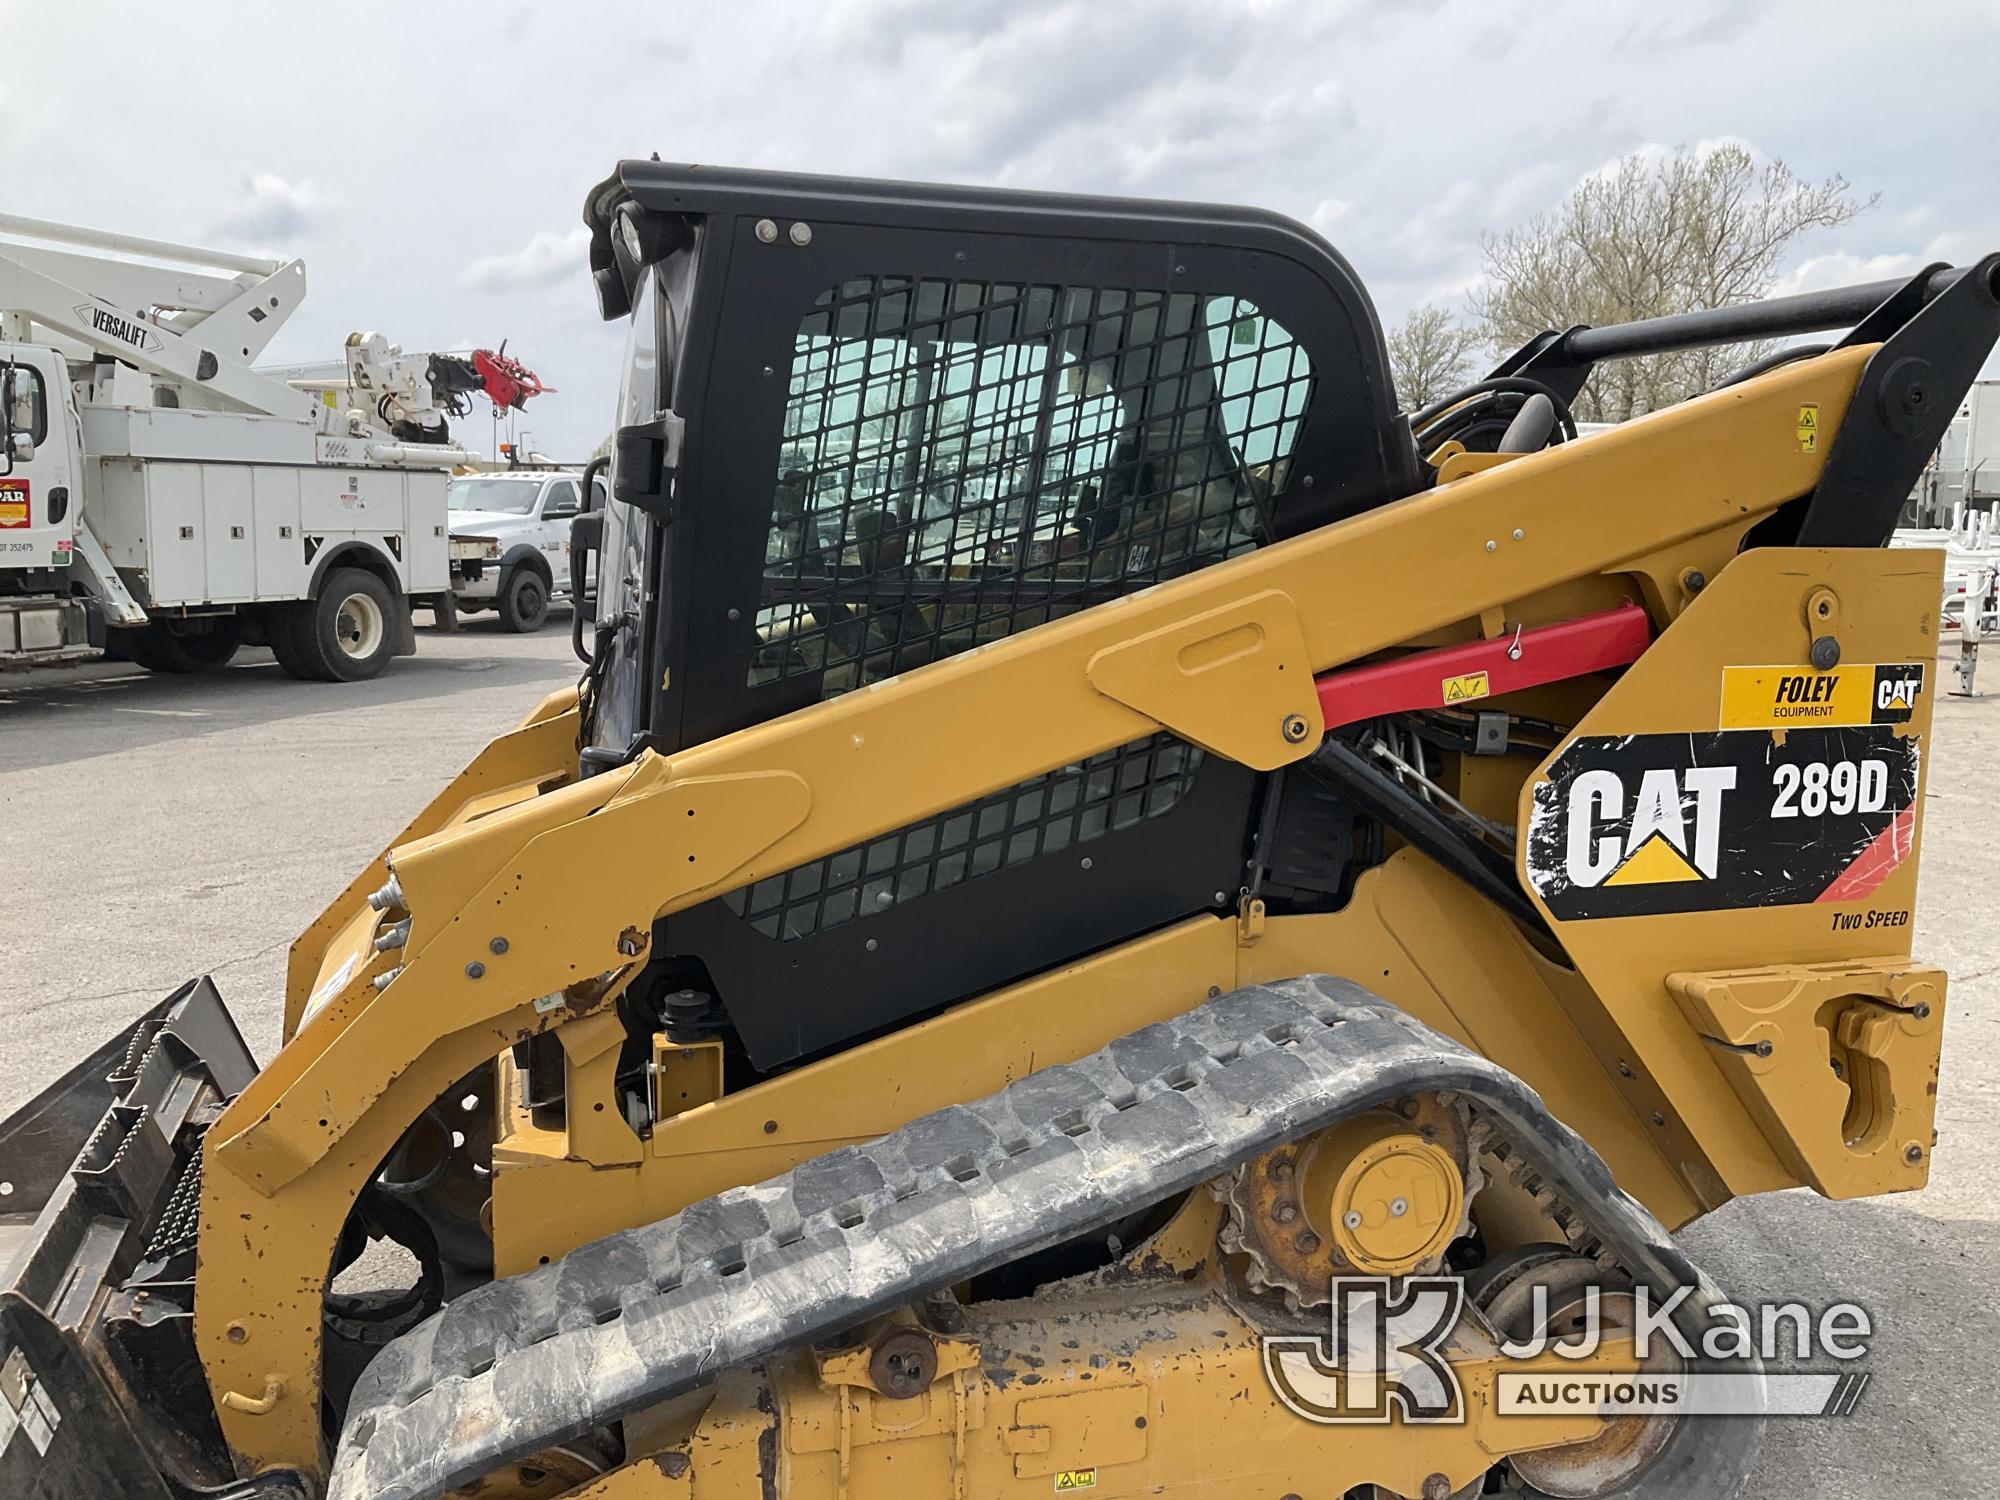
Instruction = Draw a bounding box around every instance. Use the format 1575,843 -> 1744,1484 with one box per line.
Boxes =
497,566 -> 551,633
265,601 -> 310,678
114,619 -> 242,673
274,567 -> 399,682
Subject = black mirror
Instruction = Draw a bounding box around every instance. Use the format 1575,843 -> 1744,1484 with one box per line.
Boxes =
580,455 -> 609,515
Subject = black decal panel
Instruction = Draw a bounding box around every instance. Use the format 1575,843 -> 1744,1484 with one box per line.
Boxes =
1525,727 -> 1920,921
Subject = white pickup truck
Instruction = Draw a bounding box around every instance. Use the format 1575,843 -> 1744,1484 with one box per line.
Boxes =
446,470 -> 601,631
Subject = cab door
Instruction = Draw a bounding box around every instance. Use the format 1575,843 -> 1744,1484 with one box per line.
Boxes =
1,349 -> 80,575
537,477 -> 581,596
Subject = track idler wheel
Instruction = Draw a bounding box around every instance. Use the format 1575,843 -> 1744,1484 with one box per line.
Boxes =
1222,1093 -> 1480,1307
1472,1246 -> 1761,1499
445,1435 -> 619,1499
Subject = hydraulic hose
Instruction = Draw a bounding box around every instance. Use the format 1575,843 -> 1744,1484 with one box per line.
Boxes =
1409,376 -> 1581,441
1308,736 -> 1547,932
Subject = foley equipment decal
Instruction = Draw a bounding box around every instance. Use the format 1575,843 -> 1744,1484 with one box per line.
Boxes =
1526,726 -> 1919,920
1719,663 -> 1924,729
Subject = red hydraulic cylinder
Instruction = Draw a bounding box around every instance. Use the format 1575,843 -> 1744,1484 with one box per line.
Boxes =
1314,603 -> 1653,730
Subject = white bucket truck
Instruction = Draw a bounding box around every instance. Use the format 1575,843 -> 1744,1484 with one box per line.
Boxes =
0,213 -> 520,679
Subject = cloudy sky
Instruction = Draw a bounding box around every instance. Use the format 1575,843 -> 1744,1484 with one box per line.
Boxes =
5,0 -> 1996,459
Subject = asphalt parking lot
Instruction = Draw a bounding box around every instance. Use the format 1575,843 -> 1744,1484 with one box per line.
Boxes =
1,627 -> 1994,1497
0,620 -> 582,1076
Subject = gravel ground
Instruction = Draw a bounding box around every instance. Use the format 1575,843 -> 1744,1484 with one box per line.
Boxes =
1,626 -> 1993,1495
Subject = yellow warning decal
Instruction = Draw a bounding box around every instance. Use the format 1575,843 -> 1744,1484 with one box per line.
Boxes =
1055,1471 -> 1098,1492
1796,402 -> 1819,452
1442,670 -> 1490,705
1719,663 -> 1925,729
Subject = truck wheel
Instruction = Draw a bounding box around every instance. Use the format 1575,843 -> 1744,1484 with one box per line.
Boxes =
276,568 -> 399,682
497,568 -> 551,633
116,619 -> 242,673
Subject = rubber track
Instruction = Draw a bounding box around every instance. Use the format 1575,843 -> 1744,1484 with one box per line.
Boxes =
329,977 -> 1713,1500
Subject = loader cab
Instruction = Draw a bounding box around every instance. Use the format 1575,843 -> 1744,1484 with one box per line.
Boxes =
584,164 -> 1420,1066
1,346 -> 81,575
587,166 -> 1419,749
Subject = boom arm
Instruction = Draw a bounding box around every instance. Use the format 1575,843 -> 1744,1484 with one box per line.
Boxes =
0,213 -> 318,421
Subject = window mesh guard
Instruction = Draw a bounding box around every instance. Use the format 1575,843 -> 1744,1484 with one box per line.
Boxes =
722,734 -> 1204,940
753,276 -> 1316,698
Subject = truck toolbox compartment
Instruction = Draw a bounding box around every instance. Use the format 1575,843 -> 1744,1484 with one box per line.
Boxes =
91,460 -> 448,605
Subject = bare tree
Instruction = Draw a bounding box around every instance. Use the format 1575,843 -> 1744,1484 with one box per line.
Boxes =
1387,304 -> 1485,408
1473,144 -> 1872,421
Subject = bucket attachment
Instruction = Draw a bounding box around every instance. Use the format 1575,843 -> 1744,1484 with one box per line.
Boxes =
0,980 -> 298,1499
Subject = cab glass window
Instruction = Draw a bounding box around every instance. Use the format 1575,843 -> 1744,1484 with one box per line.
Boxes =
448,476 -> 541,514
749,279 -> 1315,698
542,479 -> 582,518
3,363 -> 49,447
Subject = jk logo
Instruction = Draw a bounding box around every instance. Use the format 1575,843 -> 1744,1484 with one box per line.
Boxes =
1262,1277 -> 1466,1425
1563,765 -> 1737,889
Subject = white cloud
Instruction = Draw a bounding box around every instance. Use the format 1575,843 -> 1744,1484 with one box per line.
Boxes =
1578,135 -> 1763,187
804,0 -> 1359,198
1918,231 -> 1989,268
1769,235 -> 1988,306
1768,250 -> 1923,299
10,0 -> 1995,455
1392,179 -> 1486,273
1612,4 -> 1761,53
1309,199 -> 1352,235
460,228 -> 591,295
212,173 -> 321,246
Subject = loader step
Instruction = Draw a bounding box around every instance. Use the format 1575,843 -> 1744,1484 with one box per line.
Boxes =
330,977 -> 1740,1500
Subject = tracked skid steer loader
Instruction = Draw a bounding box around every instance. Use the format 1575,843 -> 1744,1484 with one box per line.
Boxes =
4,163 -> 1995,1500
